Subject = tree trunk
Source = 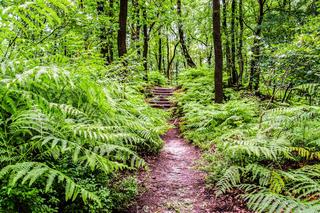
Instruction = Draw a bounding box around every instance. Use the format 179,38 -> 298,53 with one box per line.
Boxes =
230,0 -> 238,85
213,0 -> 223,103
97,1 -> 108,63
222,0 -> 232,85
158,29 -> 163,72
132,0 -> 141,55
166,35 -> 170,79
177,0 -> 196,68
167,41 -> 180,81
208,45 -> 213,66
238,0 -> 244,85
107,0 -> 114,63
117,0 -> 128,57
142,6 -> 149,81
248,0 -> 265,92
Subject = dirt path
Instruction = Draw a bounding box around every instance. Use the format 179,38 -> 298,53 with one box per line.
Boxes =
129,120 -> 249,213
128,87 -> 249,212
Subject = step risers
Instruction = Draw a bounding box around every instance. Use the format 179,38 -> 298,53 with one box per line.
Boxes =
149,100 -> 171,105
151,90 -> 174,94
149,87 -> 175,109
153,87 -> 175,91
151,93 -> 172,96
150,104 -> 172,109
152,97 -> 169,101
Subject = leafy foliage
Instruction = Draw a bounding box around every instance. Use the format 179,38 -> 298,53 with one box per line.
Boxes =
0,1 -> 169,211
177,68 -> 320,212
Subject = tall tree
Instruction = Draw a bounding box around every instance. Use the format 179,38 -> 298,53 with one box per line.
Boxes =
222,0 -> 232,85
158,29 -> 163,72
107,0 -> 115,63
117,0 -> 128,57
97,1 -> 108,63
177,0 -> 196,68
248,0 -> 266,92
132,0 -> 141,55
213,0 -> 223,103
142,4 -> 149,80
238,0 -> 244,84
230,0 -> 238,85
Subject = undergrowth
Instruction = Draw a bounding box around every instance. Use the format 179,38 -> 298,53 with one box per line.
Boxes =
0,1 -> 170,211
177,68 -> 320,213
0,60 -> 169,212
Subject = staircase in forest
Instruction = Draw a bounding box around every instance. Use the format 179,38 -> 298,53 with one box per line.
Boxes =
148,87 -> 175,109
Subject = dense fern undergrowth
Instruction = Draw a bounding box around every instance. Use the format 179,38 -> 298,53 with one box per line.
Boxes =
0,1 -> 171,212
0,61 -> 169,212
177,68 -> 320,213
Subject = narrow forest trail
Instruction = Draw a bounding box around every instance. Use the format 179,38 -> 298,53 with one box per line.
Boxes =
128,87 -> 249,213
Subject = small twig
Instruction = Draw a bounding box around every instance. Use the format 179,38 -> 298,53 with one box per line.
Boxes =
243,19 -> 255,32
1,35 -> 18,63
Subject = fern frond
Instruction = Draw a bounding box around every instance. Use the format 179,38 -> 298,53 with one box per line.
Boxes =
0,162 -> 101,206
216,166 -> 241,195
243,189 -> 320,213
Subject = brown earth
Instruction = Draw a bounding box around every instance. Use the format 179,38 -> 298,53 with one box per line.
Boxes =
127,119 -> 250,213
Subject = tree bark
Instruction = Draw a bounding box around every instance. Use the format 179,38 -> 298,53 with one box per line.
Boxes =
167,41 -> 180,81
177,0 -> 196,68
107,0 -> 114,63
248,0 -> 265,92
222,0 -> 232,85
158,29 -> 163,72
213,0 -> 223,103
117,0 -> 128,57
132,0 -> 141,55
238,0 -> 244,85
142,6 -> 149,81
166,35 -> 170,79
230,0 -> 238,85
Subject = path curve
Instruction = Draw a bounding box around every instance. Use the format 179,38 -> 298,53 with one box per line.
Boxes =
128,87 -> 250,212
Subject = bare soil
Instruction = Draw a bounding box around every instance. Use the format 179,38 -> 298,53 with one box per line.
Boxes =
128,120 -> 250,213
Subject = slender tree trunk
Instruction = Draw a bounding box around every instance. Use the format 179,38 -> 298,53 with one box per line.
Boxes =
142,6 -> 149,81
213,0 -> 223,103
107,0 -> 114,63
222,0 -> 232,85
248,0 -> 265,92
167,41 -> 180,81
238,0 -> 244,85
97,1 -> 106,60
118,0 -> 128,57
208,45 -> 213,66
177,0 -> 196,68
132,0 -> 141,55
158,29 -> 163,72
79,0 -> 84,9
230,0 -> 238,85
166,35 -> 170,79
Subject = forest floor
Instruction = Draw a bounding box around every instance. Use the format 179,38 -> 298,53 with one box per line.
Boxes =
128,119 -> 250,213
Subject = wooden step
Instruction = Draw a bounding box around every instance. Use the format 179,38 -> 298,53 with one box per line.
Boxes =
151,89 -> 174,93
148,87 -> 176,109
151,97 -> 170,101
151,88 -> 174,92
149,100 -> 171,104
150,103 -> 173,109
151,92 -> 173,96
153,87 -> 175,91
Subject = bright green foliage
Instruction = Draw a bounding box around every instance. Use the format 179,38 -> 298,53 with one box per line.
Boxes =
177,68 -> 320,212
0,63 -> 169,211
148,71 -> 168,86
0,1 -> 169,211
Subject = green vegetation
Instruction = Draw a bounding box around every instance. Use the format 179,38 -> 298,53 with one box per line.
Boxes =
177,67 -> 320,212
0,1 -> 169,212
1,0 -> 319,212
